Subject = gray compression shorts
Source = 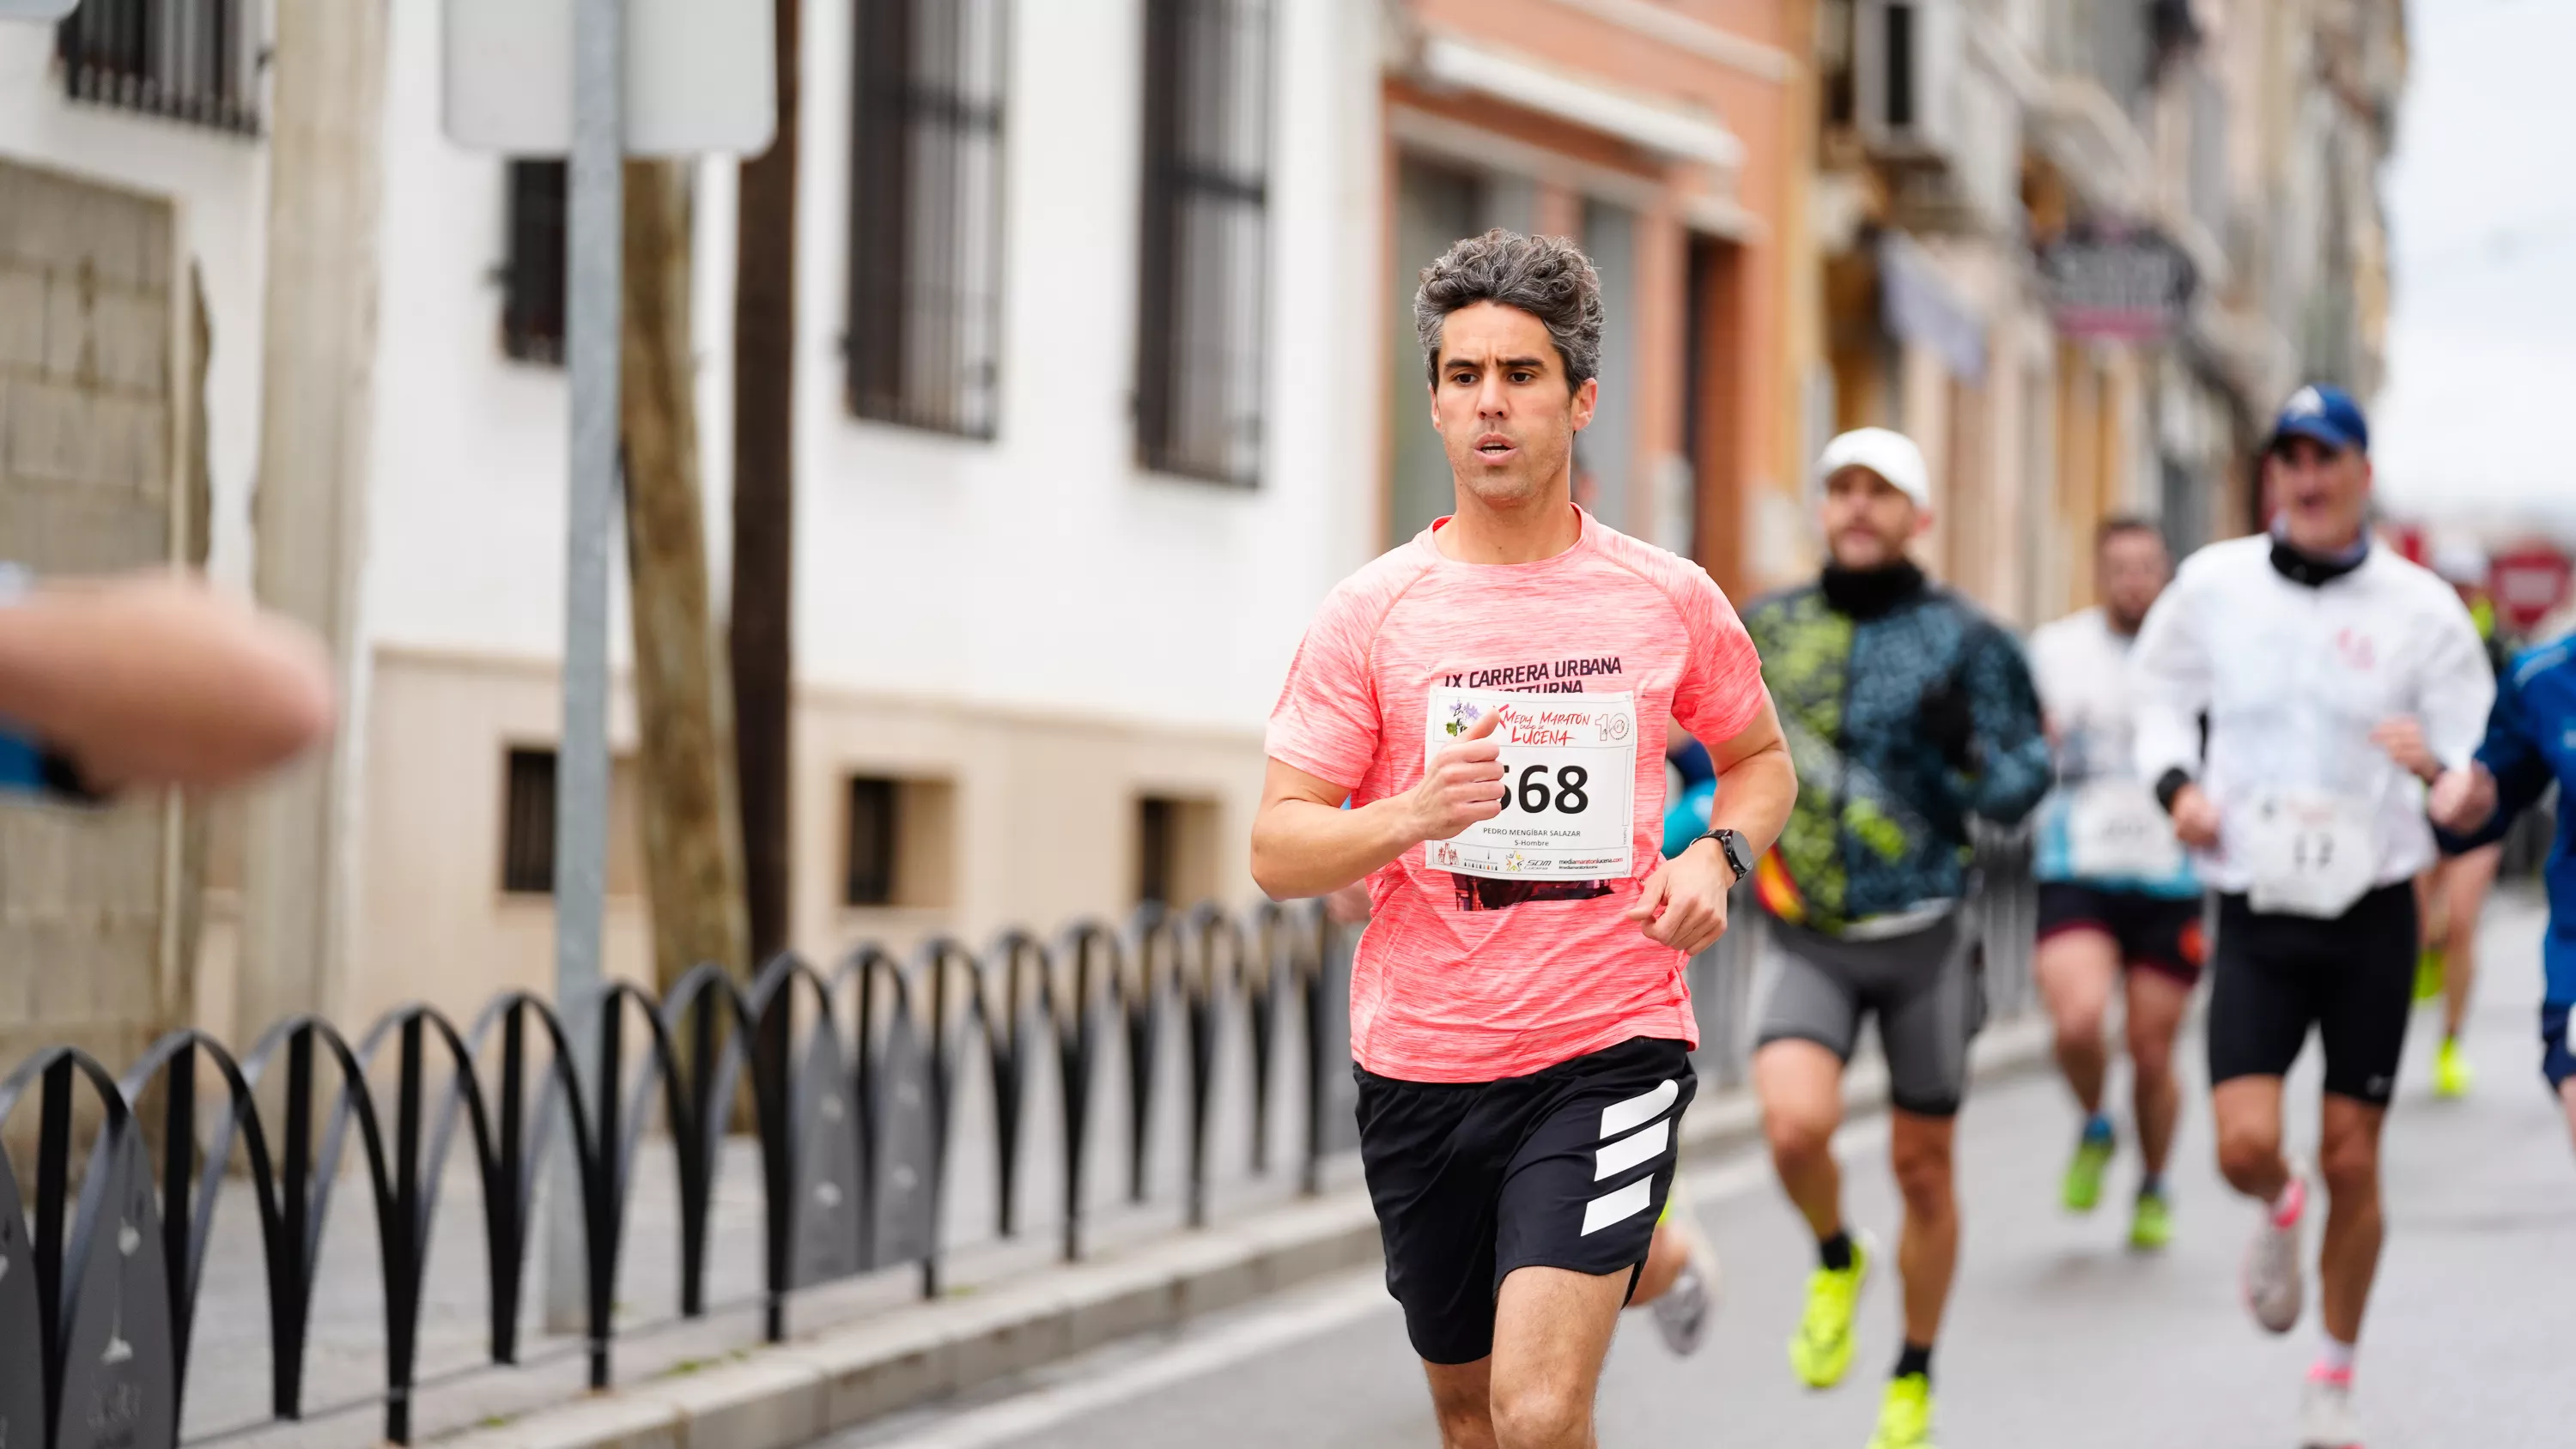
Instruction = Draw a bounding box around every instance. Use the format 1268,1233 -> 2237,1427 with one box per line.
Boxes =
1755,912 -> 1986,1118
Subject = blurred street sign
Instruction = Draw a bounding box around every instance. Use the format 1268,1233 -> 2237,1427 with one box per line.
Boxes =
2039,225 -> 2197,342
443,0 -> 775,156
0,1 -> 78,21
2490,541 -> 2573,634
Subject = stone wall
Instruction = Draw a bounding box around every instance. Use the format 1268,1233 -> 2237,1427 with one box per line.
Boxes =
0,156 -> 191,1079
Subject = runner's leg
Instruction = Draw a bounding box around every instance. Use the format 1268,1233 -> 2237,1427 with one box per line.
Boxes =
2125,964 -> 2193,1184
1423,1361 -> 1499,1449
1755,1040 -> 1848,1237
1487,1267 -> 1627,1449
2036,927 -> 2120,1119
2562,1078 -> 2576,1159
2314,1095 -> 2389,1346
2208,896 -> 2308,1208
2212,1076 -> 2292,1202
1631,1222 -> 1686,1304
2439,845 -> 2502,1041
2309,882 -> 2414,1348
1888,1111 -> 1959,1347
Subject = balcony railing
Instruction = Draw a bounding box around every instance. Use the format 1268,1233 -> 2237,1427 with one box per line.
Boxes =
56,0 -> 262,136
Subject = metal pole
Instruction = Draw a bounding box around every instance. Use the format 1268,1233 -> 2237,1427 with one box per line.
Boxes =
547,0 -> 622,1333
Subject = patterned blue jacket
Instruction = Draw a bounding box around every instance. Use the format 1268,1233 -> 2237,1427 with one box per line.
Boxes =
1741,567 -> 2051,935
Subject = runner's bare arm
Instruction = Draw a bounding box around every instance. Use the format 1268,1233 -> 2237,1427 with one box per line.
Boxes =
1627,692 -> 1794,955
1702,689 -> 1795,857
1252,710 -> 1505,900
0,572 -> 336,792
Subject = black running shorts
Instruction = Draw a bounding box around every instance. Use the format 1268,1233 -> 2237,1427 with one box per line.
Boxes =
2206,883 -> 2417,1106
1354,1036 -> 1695,1366
2035,882 -> 2209,985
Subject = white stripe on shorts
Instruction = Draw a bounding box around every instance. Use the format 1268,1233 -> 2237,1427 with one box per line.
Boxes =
1594,1116 -> 1670,1181
1598,1078 -> 1678,1140
1580,1176 -> 1654,1236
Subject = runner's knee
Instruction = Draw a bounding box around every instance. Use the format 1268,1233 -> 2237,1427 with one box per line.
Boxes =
1487,1376 -> 1589,1449
1763,1100 -> 1836,1167
2215,1117 -> 2281,1190
1888,1135 -> 1954,1214
2126,1019 -> 2176,1082
2318,1128 -> 2381,1199
2051,993 -> 2106,1051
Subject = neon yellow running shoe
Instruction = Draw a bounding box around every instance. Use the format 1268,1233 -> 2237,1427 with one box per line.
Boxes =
1866,1373 -> 1937,1449
2415,945 -> 2445,1003
2062,1123 -> 2114,1214
2435,1036 -> 2474,1099
1789,1231 -> 1872,1389
2129,1189 -> 2174,1252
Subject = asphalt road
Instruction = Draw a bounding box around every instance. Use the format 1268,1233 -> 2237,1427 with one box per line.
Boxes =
836,890 -> 2576,1449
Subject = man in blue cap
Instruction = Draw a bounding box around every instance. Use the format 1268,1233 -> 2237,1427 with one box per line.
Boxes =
2130,383 -> 2493,1449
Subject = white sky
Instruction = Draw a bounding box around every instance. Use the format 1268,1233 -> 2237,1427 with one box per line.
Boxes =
2372,0 -> 2576,534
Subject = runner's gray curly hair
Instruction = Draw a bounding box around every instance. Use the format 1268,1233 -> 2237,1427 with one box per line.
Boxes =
1413,229 -> 1604,391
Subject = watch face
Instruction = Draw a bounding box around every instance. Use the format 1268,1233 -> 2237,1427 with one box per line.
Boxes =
1713,830 -> 1748,878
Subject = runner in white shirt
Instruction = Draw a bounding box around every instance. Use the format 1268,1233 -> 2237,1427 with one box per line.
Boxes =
2130,385 -> 2494,1449
2028,518 -> 2202,1252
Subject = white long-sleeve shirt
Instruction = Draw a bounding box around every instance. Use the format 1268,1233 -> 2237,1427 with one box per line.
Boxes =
2130,534 -> 2495,895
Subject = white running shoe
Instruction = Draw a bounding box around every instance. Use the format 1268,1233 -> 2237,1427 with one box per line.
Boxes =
2244,1173 -> 2307,1335
2300,1367 -> 2362,1448
1649,1179 -> 1722,1356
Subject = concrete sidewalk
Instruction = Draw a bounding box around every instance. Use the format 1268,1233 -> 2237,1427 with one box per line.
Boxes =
367,1018 -> 2051,1449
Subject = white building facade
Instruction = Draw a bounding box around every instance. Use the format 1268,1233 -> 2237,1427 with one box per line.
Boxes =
3,0 -> 1387,1032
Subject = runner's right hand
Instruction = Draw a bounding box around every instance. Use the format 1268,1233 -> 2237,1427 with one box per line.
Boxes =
1410,708 -> 1506,842
2428,763 -> 2497,835
2168,781 -> 2221,851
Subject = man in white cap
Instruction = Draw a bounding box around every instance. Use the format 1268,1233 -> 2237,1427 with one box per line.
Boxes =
1739,427 -> 2051,1449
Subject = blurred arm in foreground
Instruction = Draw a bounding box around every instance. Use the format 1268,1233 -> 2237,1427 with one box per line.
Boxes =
0,568 -> 337,796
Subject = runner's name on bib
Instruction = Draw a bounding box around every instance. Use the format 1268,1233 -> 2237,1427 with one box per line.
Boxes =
1423,688 -> 1637,882
2242,790 -> 2378,920
2066,780 -> 2184,881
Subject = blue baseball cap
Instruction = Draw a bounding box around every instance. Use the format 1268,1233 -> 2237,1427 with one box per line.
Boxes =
2267,383 -> 2369,456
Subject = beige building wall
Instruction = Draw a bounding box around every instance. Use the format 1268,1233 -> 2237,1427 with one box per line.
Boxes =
322,649 -> 1265,1031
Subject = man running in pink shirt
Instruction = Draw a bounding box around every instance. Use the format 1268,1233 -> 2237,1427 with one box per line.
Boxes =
1252,229 -> 1795,1449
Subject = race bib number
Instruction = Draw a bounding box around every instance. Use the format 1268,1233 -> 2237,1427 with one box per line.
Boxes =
2067,781 -> 2184,881
2242,790 -> 2378,920
1424,688 -> 1637,881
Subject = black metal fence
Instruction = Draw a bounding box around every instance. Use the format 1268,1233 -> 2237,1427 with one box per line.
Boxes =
55,0 -> 261,136
0,837 -> 2048,1449
0,900 -> 1345,1449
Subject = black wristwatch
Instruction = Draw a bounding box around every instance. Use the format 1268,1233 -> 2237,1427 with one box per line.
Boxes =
1699,828 -> 1752,884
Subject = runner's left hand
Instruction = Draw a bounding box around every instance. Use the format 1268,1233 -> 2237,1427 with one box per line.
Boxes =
1625,839 -> 1734,955
2369,717 -> 2439,782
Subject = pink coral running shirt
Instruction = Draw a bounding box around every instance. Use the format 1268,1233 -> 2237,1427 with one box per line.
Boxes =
1267,508 -> 1768,1083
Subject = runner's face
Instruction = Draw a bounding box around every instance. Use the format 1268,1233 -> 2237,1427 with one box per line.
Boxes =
1431,302 -> 1595,513
2098,529 -> 2170,632
1819,467 -> 1922,569
2264,436 -> 2372,553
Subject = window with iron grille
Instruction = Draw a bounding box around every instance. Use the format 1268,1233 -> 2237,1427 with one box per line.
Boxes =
501,161 -> 569,366
1135,0 -> 1273,487
1136,797 -> 1178,908
56,0 -> 263,136
501,748 -> 559,894
847,0 -> 1010,438
845,776 -> 900,907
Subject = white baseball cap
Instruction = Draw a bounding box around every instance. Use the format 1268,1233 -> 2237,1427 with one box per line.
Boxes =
1815,427 -> 1933,511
